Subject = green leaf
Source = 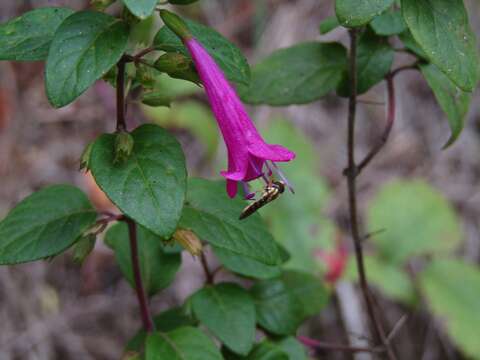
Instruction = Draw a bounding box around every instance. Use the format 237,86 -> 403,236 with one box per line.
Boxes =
90,124 -> 187,238
345,255 -> 416,304
239,42 -> 347,106
398,30 -> 427,58
45,11 -> 129,108
0,185 -> 97,265
105,223 -> 181,296
337,29 -> 394,96
401,0 -> 479,91
191,283 -> 255,355
0,7 -> 74,61
154,17 -> 250,86
367,180 -> 462,265
370,10 -> 407,36
125,306 -> 197,352
251,271 -> 328,335
336,0 -> 394,27
420,63 -> 472,148
212,246 -> 282,280
224,338 -> 306,360
273,337 -> 308,360
146,327 -> 222,360
122,0 -> 157,19
319,16 -> 340,34
179,178 -> 282,266
419,259 -> 480,359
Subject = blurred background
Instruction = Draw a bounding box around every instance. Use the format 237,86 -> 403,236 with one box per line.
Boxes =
1,0 -> 480,359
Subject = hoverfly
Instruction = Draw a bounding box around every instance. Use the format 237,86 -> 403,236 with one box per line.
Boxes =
239,180 -> 285,220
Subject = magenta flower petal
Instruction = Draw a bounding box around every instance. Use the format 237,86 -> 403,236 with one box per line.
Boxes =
185,38 -> 295,198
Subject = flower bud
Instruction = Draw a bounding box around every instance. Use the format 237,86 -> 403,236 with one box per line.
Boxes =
91,0 -> 115,11
136,64 -> 156,89
73,234 -> 96,264
142,91 -> 171,108
79,140 -> 94,171
114,131 -> 134,164
159,10 -> 192,41
154,53 -> 200,84
173,229 -> 202,256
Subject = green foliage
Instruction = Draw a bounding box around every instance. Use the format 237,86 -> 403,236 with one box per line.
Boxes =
105,223 -> 181,296
212,246 -> 282,280
401,0 -> 478,91
146,327 -> 223,360
0,185 -> 97,264
419,259 -> 480,359
0,7 -> 74,61
240,42 -> 347,105
122,0 -> 157,19
224,337 -> 306,360
398,30 -> 427,58
370,10 -> 407,36
420,63 -> 472,148
251,271 -> 327,335
367,180 -> 462,265
90,124 -> 187,239
336,0 -> 394,27
179,178 -> 284,265
190,283 -> 256,355
154,17 -> 250,86
337,29 -> 394,96
45,11 -> 129,107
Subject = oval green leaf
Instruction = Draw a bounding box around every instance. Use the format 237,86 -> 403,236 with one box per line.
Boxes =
154,17 -> 250,86
179,178 -> 283,266
0,185 -> 97,264
420,63 -> 472,148
0,7 -> 74,61
419,259 -> 480,358
370,10 -> 407,36
212,246 -> 282,280
401,0 -> 479,91
46,11 -> 129,108
251,271 -> 328,335
239,42 -> 347,106
336,0 -> 394,27
191,283 -> 256,355
105,223 -> 181,296
146,327 -> 222,360
367,180 -> 462,265
90,124 -> 187,238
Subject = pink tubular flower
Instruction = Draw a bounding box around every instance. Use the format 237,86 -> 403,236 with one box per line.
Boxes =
183,39 -> 295,198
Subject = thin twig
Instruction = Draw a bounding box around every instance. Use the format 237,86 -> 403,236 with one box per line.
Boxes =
357,74 -> 396,174
344,28 -> 397,360
116,58 -> 127,132
124,217 -> 155,332
298,335 -> 385,354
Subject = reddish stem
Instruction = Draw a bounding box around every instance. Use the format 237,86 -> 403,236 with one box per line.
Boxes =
124,218 -> 155,332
